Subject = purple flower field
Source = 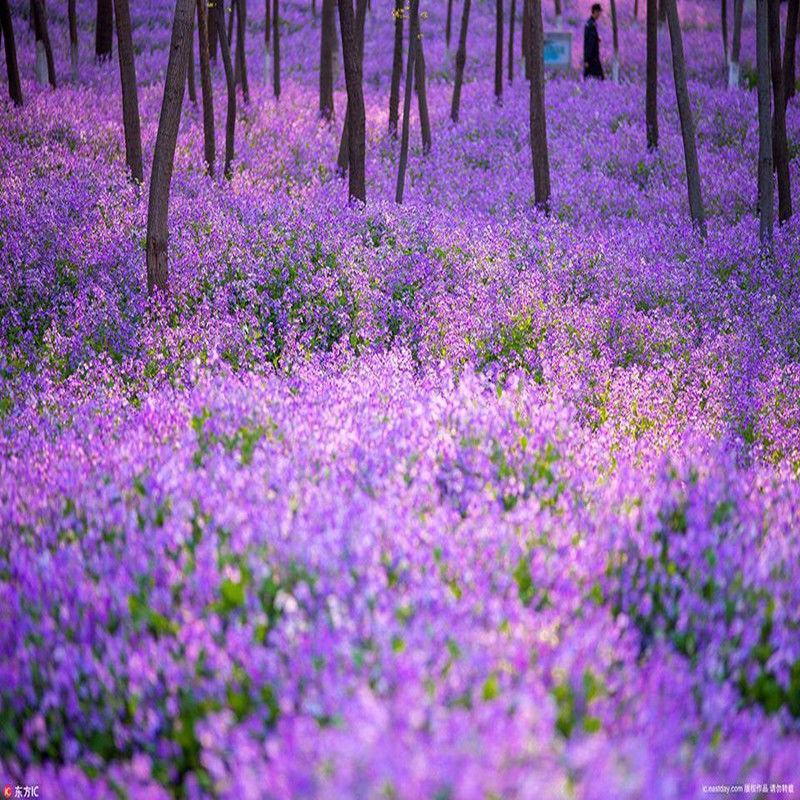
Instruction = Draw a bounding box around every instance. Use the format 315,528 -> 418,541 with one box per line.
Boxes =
1,0 -> 800,797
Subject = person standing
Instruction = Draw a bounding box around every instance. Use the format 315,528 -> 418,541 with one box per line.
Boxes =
583,3 -> 604,79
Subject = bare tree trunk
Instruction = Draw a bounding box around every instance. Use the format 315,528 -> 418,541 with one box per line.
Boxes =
646,0 -> 658,148
113,0 -> 143,182
416,33 -> 431,154
523,0 -> 530,79
146,0 -> 195,296
784,0 -> 798,107
610,0 -> 619,82
665,0 -> 705,235
721,0 -> 728,66
32,0 -> 56,87
450,0 -> 471,122
554,0 -> 562,28
729,0 -> 743,87
495,0 -> 503,103
187,11 -> 197,104
237,0 -> 249,103
527,0 -> 550,212
197,0 -> 215,176
634,0 -> 639,21
0,0 -> 23,105
208,0 -> 217,61
272,0 -> 280,98
263,0 -> 270,85
95,0 -> 113,61
214,0 -> 236,178
768,0 -> 791,222
509,0 -> 515,82
446,0 -> 453,50
338,0 -> 367,202
319,0 -> 335,119
756,0 -> 773,245
396,0 -> 418,203
68,0 -> 78,80
337,0 -> 366,176
389,0 -> 403,136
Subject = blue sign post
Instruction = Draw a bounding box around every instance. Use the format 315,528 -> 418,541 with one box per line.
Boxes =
543,30 -> 572,72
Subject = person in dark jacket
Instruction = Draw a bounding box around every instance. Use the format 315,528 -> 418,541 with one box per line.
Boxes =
583,3 -> 604,80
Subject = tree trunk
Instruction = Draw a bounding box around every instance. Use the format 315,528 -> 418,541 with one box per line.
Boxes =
665,0 -> 705,236
113,0 -> 143,182
197,0 -> 215,176
446,0 -> 453,50
450,0 -> 471,122
96,0 -> 113,61
319,0 -> 335,119
237,0 -> 249,103
554,0 -> 562,28
610,0 -> 619,82
32,0 -> 56,87
755,0 -> 773,245
523,0 -> 530,79
416,32 -> 431,154
396,0 -> 418,203
208,0 -> 217,61
264,0 -> 270,85
187,11 -> 197,104
721,0 -> 728,66
634,0 -> 639,21
527,0 -> 550,212
768,0 -> 791,222
389,0 -> 403,136
146,0 -> 195,296
729,0 -> 743,87
509,0 -> 515,82
783,0 -> 798,107
214,0 -> 236,178
495,0 -> 503,103
0,0 -> 23,105
337,0 -> 366,176
646,0 -> 658,149
272,0 -> 280,98
337,0 -> 367,202
68,0 -> 78,80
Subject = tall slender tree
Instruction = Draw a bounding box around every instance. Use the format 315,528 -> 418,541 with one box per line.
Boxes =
264,0 -> 270,84
187,12 -> 197,104
146,0 -> 195,295
337,0 -> 366,175
523,0 -> 530,78
237,0 -> 249,103
197,0 -> 215,176
527,0 -> 550,212
495,0 -> 503,103
208,1 -> 218,61
272,0 -> 280,98
68,0 -> 78,80
416,31 -> 431,154
32,0 -> 56,87
729,0 -> 743,87
634,0 -> 639,20
389,0 -> 404,136
445,0 -> 453,50
96,0 -> 113,61
646,0 -> 658,149
721,0 -> 728,66
214,0 -> 236,178
396,0 -> 419,203
665,0 -> 705,235
450,0 -> 472,122
338,0 -> 367,202
768,0 -> 790,222
755,0 -> 772,245
0,0 -> 23,105
508,0 -> 515,82
319,0 -> 335,119
610,0 -> 619,82
783,0 -> 798,107
113,0 -> 143,182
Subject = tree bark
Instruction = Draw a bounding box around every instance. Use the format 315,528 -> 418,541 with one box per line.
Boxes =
396,0 -> 418,203
146,0 -> 195,296
721,0 -> 728,66
337,0 -> 367,202
446,0 -> 453,50
214,0 -> 236,178
509,0 -> 515,82
187,11 -> 197,104
523,0 -> 530,78
389,0 -> 403,136
272,0 -> 280,98
610,0 -> 619,82
319,0 -> 335,119
337,0 -> 366,176
783,0 -> 798,107
755,0 -> 773,245
416,31 -> 431,154
495,0 -> 503,103
527,0 -> 550,212
768,0 -> 791,222
237,0 -> 249,103
665,0 -> 705,235
634,0 -> 639,20
113,0 -> 143,182
95,0 -> 113,61
646,0 -> 658,149
68,0 -> 78,80
0,0 -> 23,105
197,0 -> 215,176
208,0 -> 217,61
450,0 -> 472,122
729,0 -> 743,87
31,0 -> 56,87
